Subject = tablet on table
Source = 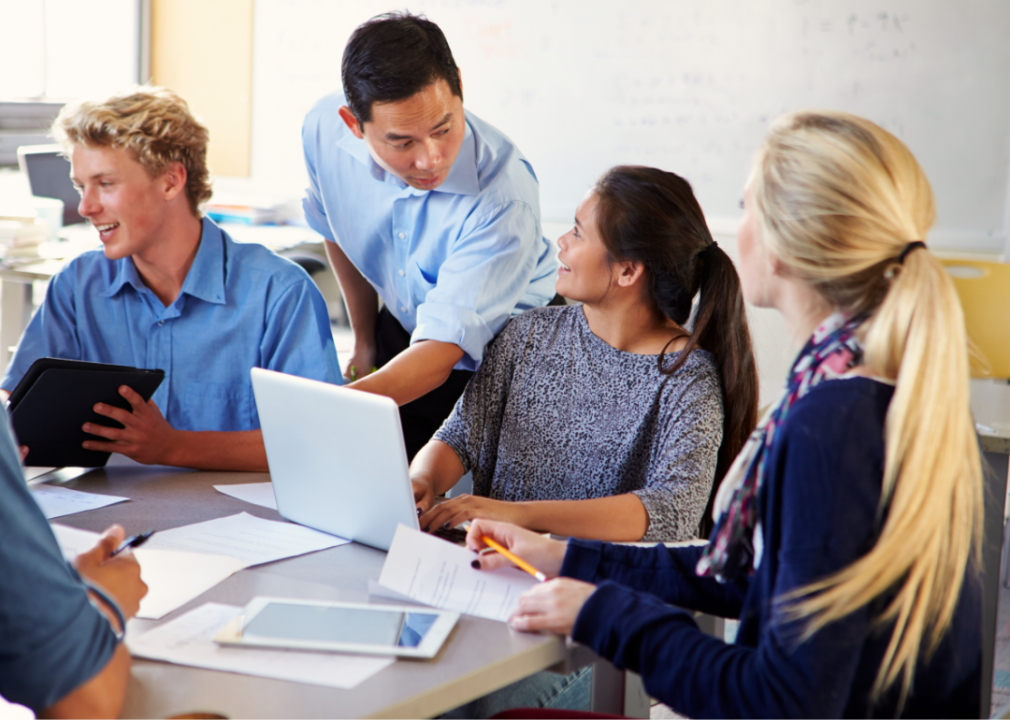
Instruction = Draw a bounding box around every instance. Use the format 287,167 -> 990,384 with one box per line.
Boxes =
214,597 -> 459,659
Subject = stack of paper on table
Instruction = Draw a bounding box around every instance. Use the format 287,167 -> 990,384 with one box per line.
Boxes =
142,511 -> 348,566
377,525 -> 538,622
51,513 -> 348,619
128,602 -> 394,689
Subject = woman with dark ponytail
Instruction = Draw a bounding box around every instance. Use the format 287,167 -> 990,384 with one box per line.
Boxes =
412,165 -> 758,542
594,167 -> 759,536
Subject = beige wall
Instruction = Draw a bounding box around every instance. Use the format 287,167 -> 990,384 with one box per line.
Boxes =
150,0 -> 253,177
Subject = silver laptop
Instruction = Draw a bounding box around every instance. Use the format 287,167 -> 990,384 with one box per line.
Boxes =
251,367 -> 421,551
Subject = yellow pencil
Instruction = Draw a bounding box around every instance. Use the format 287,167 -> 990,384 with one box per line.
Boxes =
481,536 -> 546,582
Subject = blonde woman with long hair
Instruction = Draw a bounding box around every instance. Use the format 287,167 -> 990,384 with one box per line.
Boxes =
466,111 -> 983,718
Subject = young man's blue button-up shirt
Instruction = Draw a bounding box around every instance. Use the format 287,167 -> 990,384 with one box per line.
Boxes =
1,217 -> 341,431
302,91 -> 557,372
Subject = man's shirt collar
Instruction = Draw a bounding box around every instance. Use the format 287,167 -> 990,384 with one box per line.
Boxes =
102,217 -> 226,306
335,115 -> 480,197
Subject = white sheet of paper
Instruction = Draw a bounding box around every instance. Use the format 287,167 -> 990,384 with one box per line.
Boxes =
213,482 -> 278,510
128,602 -> 394,689
50,523 -> 99,559
133,549 -> 248,619
49,524 -> 249,620
378,525 -> 538,622
31,484 -> 128,519
142,512 -> 348,567
367,578 -> 427,605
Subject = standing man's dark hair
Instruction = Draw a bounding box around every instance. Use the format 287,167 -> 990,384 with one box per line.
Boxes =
342,12 -> 463,124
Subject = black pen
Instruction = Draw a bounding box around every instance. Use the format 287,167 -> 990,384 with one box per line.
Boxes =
109,530 -> 155,557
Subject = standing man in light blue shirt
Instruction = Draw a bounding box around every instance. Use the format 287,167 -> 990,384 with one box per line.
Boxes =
302,11 -> 558,460
2,87 -> 340,471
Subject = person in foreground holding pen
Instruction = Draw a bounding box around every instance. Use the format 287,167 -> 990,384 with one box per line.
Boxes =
1,87 -> 340,471
467,112 -> 983,718
0,412 -> 147,717
414,166 -> 758,543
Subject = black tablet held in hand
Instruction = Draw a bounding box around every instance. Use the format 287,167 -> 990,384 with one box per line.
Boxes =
8,358 -> 165,467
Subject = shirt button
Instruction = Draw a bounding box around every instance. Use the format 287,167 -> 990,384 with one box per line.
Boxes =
158,321 -> 164,327
400,306 -> 407,313
398,232 -> 406,240
398,269 -> 405,276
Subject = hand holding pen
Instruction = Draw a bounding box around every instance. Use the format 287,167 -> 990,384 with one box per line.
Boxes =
479,536 -> 547,581
465,519 -> 595,636
465,518 -> 566,579
73,524 -> 149,619
109,530 -> 155,557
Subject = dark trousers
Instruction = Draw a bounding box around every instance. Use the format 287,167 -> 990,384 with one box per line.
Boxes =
374,307 -> 473,461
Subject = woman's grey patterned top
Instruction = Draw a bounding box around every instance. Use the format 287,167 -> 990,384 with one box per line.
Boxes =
435,305 -> 725,542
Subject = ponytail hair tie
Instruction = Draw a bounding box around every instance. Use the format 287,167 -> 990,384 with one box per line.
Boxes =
898,241 -> 926,264
698,241 -> 719,259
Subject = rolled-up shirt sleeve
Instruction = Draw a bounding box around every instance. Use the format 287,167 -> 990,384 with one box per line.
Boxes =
300,115 -> 335,241
413,200 -> 542,370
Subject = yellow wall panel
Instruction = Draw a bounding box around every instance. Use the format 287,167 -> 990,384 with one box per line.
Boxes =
151,0 -> 253,177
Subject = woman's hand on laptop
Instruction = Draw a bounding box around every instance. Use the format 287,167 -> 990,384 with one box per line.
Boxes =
412,478 -> 436,513
420,495 -> 527,534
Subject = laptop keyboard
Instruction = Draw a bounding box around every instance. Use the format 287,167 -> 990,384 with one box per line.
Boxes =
427,526 -> 468,544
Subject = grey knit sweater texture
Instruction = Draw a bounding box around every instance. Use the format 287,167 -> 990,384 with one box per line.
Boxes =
435,305 -> 724,542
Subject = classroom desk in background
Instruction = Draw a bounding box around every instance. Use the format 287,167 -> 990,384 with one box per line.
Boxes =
40,457 -> 641,719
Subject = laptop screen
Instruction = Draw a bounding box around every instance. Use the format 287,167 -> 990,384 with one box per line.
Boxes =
17,145 -> 84,226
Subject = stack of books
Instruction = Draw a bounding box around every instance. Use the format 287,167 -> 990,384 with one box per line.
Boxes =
204,203 -> 279,226
0,214 -> 46,258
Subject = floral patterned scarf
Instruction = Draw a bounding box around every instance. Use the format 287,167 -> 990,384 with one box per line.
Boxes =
696,312 -> 864,583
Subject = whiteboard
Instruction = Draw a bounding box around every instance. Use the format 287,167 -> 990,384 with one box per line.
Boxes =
251,0 -> 1010,252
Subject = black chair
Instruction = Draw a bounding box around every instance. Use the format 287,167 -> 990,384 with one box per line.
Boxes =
982,444 -> 1008,718
282,252 -> 327,276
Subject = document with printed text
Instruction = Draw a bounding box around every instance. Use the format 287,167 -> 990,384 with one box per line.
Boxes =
142,512 -> 348,566
128,602 -> 394,689
377,524 -> 537,622
31,483 -> 128,519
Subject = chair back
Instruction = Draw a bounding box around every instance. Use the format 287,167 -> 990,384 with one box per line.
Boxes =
942,259 -> 1010,378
